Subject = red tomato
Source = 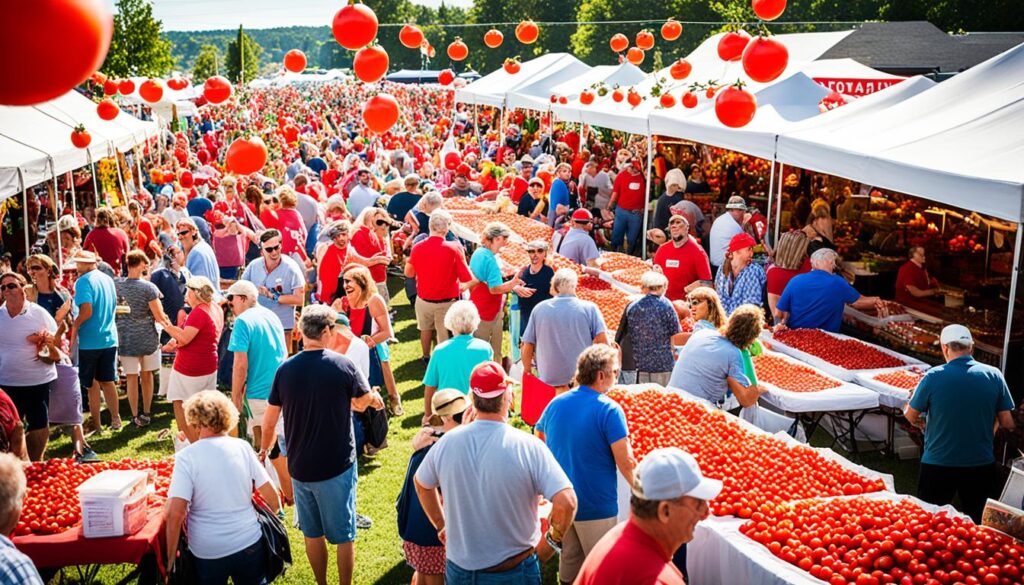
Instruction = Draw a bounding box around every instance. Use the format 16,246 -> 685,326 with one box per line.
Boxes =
203,75 -> 232,105
446,38 -> 468,62
138,78 -> 163,103
283,49 -> 307,73
681,91 -> 698,108
626,47 -> 645,65
579,90 -> 594,105
515,20 -> 539,44
635,30 -> 655,50
717,30 -> 751,61
502,60 -> 520,75
661,19 -> 682,41
609,33 -> 629,53
742,36 -> 789,83
437,69 -> 455,86
70,125 -> 91,148
483,29 -> 504,49
96,98 -> 119,121
715,86 -> 757,128
753,0 -> 787,21
669,59 -> 692,81
362,93 -> 400,134
225,136 -> 268,175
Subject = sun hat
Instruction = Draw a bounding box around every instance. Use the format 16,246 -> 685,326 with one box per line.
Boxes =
725,195 -> 747,210
225,280 -> 258,299
469,361 -> 510,399
728,232 -> 757,253
524,240 -> 549,251
428,388 -> 469,427
632,447 -> 723,501
940,324 -> 973,345
71,250 -> 98,264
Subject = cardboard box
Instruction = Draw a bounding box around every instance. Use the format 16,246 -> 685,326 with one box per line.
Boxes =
77,470 -> 149,539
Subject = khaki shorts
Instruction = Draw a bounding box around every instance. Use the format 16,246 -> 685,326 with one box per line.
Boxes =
474,314 -> 504,359
415,297 -> 454,342
119,349 -> 161,375
560,517 -> 619,582
247,398 -> 269,433
637,371 -> 672,386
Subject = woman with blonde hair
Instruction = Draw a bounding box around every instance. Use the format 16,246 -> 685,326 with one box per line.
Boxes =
160,276 -> 224,443
165,390 -> 280,584
332,265 -> 402,416
802,201 -> 835,253
351,207 -> 393,304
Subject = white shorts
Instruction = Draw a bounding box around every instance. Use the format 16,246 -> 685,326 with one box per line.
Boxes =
119,349 -> 161,375
247,398 -> 269,433
166,370 -> 218,402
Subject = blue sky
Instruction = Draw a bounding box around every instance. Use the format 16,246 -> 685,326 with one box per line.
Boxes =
146,0 -> 473,32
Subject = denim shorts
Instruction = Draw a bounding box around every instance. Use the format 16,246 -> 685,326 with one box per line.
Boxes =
292,462 -> 358,544
445,553 -> 540,585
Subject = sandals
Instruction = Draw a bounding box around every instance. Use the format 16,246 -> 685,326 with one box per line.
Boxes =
388,401 -> 405,417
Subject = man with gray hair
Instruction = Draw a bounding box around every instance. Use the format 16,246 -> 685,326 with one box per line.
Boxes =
261,304 -> 384,585
469,222 -> 523,363
905,324 -> 1015,523
0,452 -> 44,583
622,271 -> 681,385
521,268 -> 609,392
406,209 -> 473,361
774,247 -> 880,332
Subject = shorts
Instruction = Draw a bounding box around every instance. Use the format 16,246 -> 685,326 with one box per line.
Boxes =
246,398 -> 269,433
219,266 -> 241,281
277,433 -> 288,458
636,371 -> 672,386
119,348 -> 161,375
166,370 -> 218,402
49,364 -> 84,425
5,382 -> 52,432
293,462 -> 358,544
474,314 -> 503,359
78,347 -> 117,388
559,517 -> 619,582
414,297 -> 454,342
403,541 -> 445,575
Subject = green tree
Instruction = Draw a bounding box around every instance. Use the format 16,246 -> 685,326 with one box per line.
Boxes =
103,0 -> 175,77
226,25 -> 263,84
193,44 -> 221,80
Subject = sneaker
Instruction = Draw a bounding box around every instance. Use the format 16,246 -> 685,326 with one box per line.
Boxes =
356,514 -> 373,530
76,448 -> 101,464
139,413 -> 152,426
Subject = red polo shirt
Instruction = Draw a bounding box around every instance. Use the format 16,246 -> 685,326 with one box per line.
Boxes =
409,236 -> 471,301
83,226 -> 130,273
350,226 -> 388,283
613,170 -> 646,211
576,518 -> 686,585
653,237 -> 713,301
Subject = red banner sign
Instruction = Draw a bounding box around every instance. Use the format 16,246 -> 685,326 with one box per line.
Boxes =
812,78 -> 903,97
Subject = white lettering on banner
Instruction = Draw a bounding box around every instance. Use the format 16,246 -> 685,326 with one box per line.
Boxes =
812,77 -> 903,97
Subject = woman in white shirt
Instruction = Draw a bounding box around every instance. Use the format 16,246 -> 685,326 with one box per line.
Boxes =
165,390 -> 280,585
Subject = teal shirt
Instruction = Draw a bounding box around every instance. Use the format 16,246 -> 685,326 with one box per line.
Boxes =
422,334 -> 493,393
74,270 -> 118,350
227,305 -> 288,400
909,356 -> 1015,467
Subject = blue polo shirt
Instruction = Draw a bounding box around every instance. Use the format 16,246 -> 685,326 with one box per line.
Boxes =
558,228 -> 599,266
776,269 -> 861,332
227,305 -> 288,400
536,386 -> 628,520
74,269 -> 118,350
422,334 -> 493,393
909,356 -> 1014,467
547,178 -> 570,226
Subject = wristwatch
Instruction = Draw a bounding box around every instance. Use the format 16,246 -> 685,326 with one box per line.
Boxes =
545,530 -> 562,554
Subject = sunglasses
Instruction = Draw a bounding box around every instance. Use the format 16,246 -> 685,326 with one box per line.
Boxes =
226,294 -> 236,302
527,250 -> 545,254
27,265 -> 44,272
1,283 -> 21,291
263,245 -> 281,253
177,230 -> 191,237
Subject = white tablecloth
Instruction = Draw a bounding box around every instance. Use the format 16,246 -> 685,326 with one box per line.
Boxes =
756,350 -> 880,413
763,330 -> 926,382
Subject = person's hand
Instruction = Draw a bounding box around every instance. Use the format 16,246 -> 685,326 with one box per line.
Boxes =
371,390 -> 385,410
232,395 -> 243,412
437,526 -> 447,545
258,285 -> 272,299
582,266 -> 599,276
462,403 -> 478,424
773,323 -> 788,333
372,254 -> 390,266
421,413 -> 433,426
257,448 -> 268,464
756,384 -> 769,396
515,286 -> 536,298
412,426 -> 438,450
361,335 -> 375,348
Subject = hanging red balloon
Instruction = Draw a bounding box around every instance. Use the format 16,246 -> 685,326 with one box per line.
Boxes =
661,19 -> 682,41
362,93 -> 400,134
399,24 -> 424,49
96,98 -> 119,120
742,36 -> 789,83
438,69 -> 455,86
609,33 -> 629,53
283,49 -> 307,73
669,59 -> 692,81
635,30 -> 655,51
717,30 -> 751,61
447,38 -> 468,62
484,29 -> 504,49
715,86 -> 757,128
0,0 -> 114,106
203,76 -> 232,105
626,47 -> 645,65
353,45 -> 389,83
139,79 -> 163,103
752,0 -> 787,21
332,3 -> 378,50
167,77 -> 189,91
118,79 -> 135,95
225,136 -> 268,175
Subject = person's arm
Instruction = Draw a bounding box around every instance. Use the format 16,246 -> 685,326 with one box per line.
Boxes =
593,331 -> 609,345
365,297 -> 393,347
767,293 -> 782,319
232,352 -> 248,411
414,476 -> 447,543
165,497 -> 188,566
258,405 -> 282,457
163,324 -> 201,347
147,298 -> 168,325
905,285 -> 937,298
8,424 -> 26,461
727,376 -> 765,408
71,302 -> 93,344
521,342 -> 536,371
997,410 -> 1016,430
610,437 -> 636,487
353,387 -> 385,411
404,257 -> 417,278
904,405 -> 925,429
421,385 -> 438,425
256,480 -> 281,514
850,295 -> 881,309
546,487 -> 578,548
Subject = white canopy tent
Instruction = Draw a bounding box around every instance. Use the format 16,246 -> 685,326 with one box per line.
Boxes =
455,53 -> 584,108
544,63 -> 646,107
503,58 -> 594,111
799,58 -> 905,96
119,76 -> 202,120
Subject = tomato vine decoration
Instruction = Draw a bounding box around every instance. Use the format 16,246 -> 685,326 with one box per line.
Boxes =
715,82 -> 758,128
70,124 -> 91,149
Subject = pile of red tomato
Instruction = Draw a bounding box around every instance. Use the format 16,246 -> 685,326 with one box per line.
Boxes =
740,496 -> 1024,585
14,458 -> 173,537
774,329 -> 907,371
577,277 -> 631,330
753,353 -> 842,393
873,370 -> 924,391
609,388 -> 885,517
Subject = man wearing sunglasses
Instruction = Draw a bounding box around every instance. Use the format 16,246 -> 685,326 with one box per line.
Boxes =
175,218 -> 220,288
241,229 -> 305,345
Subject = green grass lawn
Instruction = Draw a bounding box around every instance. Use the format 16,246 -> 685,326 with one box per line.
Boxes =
42,279 -> 921,584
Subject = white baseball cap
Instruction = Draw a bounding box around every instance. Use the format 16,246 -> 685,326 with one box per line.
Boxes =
632,447 -> 722,501
940,324 -> 973,345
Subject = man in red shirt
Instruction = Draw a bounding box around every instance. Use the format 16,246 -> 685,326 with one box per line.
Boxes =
82,207 -> 130,274
653,214 -> 713,302
576,447 -> 722,585
895,246 -> 939,306
608,158 -> 647,255
405,210 -> 472,361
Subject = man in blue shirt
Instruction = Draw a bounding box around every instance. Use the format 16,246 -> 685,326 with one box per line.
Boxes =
536,344 -> 635,584
774,248 -> 880,332
175,218 -> 220,288
905,324 -> 1015,523
555,208 -> 601,267
72,251 -> 122,434
241,229 -> 305,338
547,163 -> 573,227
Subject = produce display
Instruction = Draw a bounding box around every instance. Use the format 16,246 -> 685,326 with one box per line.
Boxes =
497,242 -> 529,277
15,458 -> 173,537
774,329 -> 907,370
872,369 -> 925,391
598,251 -> 650,273
739,496 -> 1024,585
440,196 -> 482,211
577,275 -> 631,330
752,353 -> 843,393
609,388 -> 886,517
611,265 -> 648,288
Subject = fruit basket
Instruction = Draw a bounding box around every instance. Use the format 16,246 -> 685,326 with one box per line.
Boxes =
767,329 -> 926,382
752,351 -> 880,413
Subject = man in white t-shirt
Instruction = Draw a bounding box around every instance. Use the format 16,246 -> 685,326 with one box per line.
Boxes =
708,195 -> 749,272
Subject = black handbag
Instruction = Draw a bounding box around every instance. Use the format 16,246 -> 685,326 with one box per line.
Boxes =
253,497 -> 292,581
167,524 -> 196,585
359,406 -> 390,449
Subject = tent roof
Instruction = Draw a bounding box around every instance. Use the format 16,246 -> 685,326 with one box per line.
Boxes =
455,53 -> 584,107
649,72 -> 832,160
520,63 -> 647,113
799,58 -> 905,81
505,57 -> 593,110
385,69 -> 480,84
777,42 -> 1024,222
553,30 -> 853,135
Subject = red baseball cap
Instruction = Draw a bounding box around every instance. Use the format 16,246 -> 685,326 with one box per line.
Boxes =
728,232 -> 757,253
470,362 -> 510,399
571,208 -> 594,222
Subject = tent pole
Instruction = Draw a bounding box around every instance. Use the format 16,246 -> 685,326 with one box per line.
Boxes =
89,153 -> 100,208
773,163 -> 786,242
135,148 -> 145,195
17,169 -> 29,258
1001,225 -> 1022,373
49,160 -> 63,268
69,171 -> 78,216
765,158 -> 777,246
641,132 -> 653,260
114,147 -> 127,205
473,104 -> 483,157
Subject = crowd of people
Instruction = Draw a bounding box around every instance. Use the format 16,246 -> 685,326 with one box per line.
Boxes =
0,77 -> 1016,584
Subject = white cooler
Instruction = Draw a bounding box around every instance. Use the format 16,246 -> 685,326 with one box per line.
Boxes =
77,470 -> 149,538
